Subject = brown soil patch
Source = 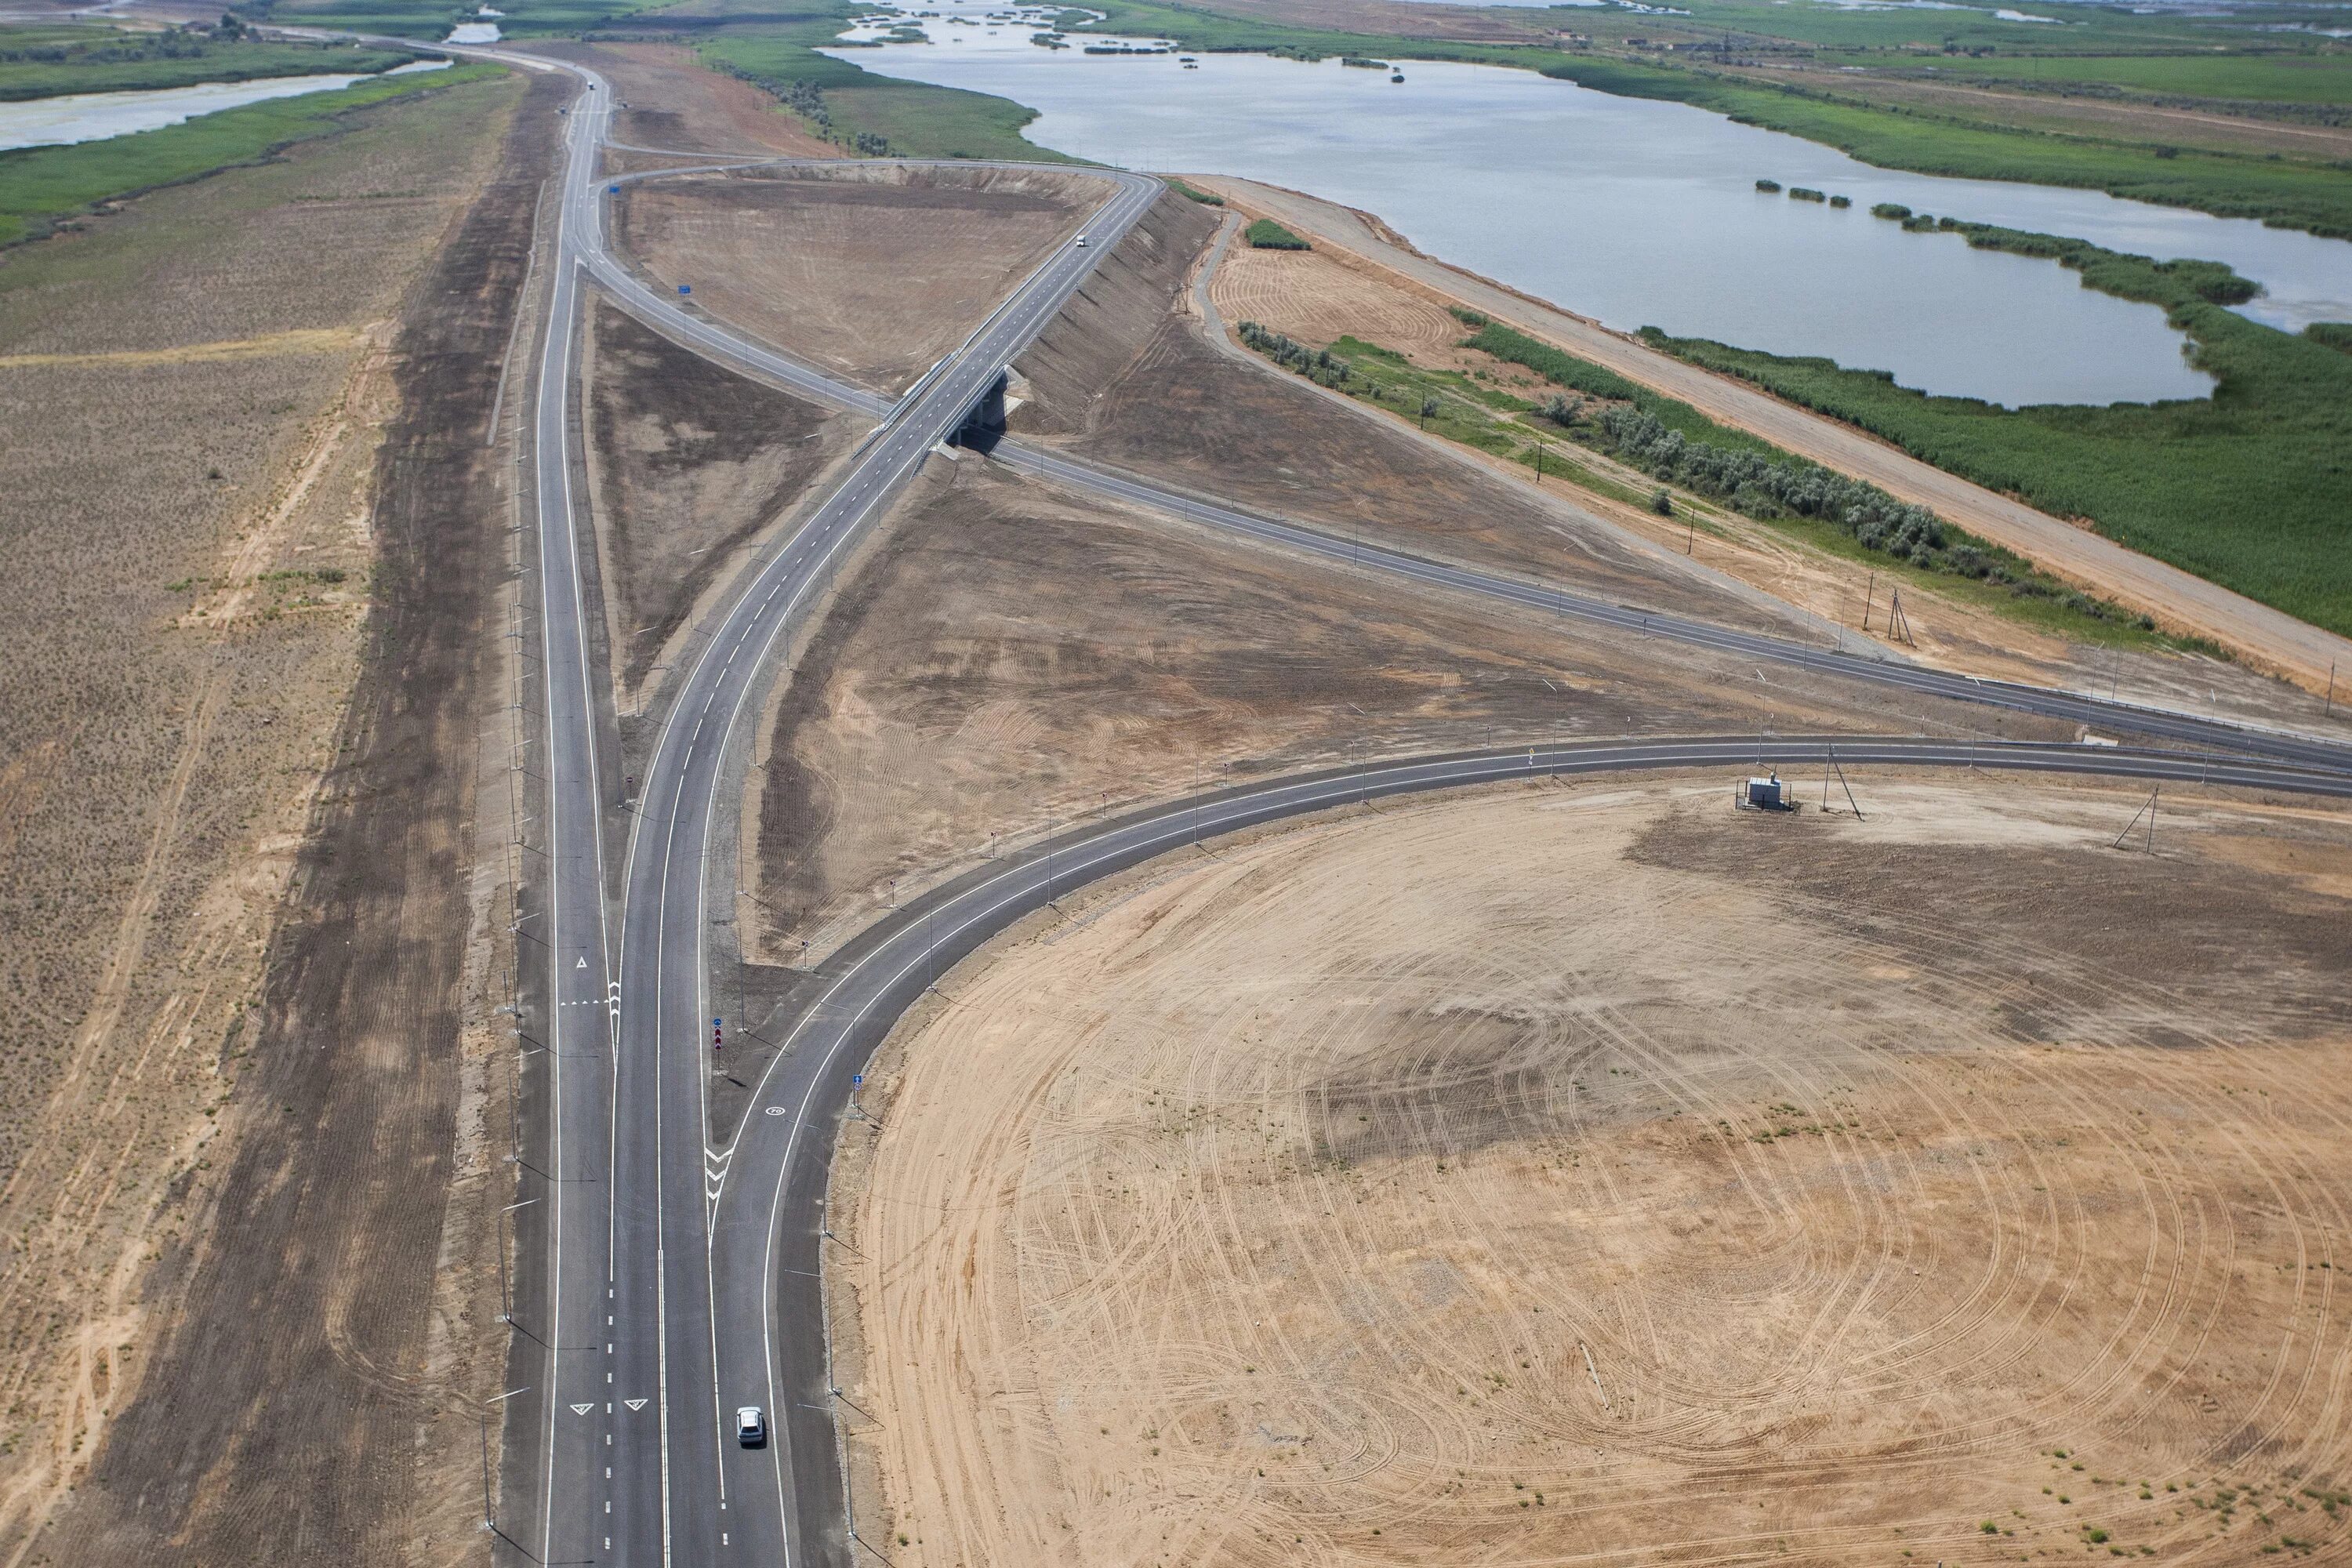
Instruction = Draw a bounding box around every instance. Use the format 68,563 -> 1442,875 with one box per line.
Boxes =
1015,195 -> 1782,636
614,163 -> 1102,394
2,69 -> 557,1566
833,775 -> 2352,1566
745,458 -> 2073,964
536,41 -> 837,157
583,299 -> 859,704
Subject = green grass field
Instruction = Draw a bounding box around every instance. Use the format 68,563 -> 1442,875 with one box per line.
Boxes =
698,5 -> 1080,160
1641,223 -> 2352,640
1533,54 -> 2352,240
238,0 -> 656,41
1876,49 -> 2352,105
0,58 -> 503,245
0,34 -> 412,100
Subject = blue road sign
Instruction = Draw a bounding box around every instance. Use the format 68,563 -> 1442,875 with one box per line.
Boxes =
678,284 -> 691,296
852,1074 -> 863,1087
608,184 -> 620,193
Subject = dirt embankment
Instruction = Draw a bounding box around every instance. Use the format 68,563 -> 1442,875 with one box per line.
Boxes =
583,300 -> 858,705
743,458 -> 2072,964
21,70 -> 563,1568
834,776 -> 2352,1567
615,163 -> 1102,394
1186,175 -> 2352,698
1205,230 -> 2336,733
1014,194 -> 1785,636
537,40 -> 837,156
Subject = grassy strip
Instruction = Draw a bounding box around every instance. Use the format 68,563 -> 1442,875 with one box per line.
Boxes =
1237,318 -> 2190,648
1637,223 -> 2352,640
241,0 -> 654,40
0,58 -> 500,246
1244,216 -> 1308,249
1168,177 -> 1222,205
697,6 -> 1080,162
0,38 -> 412,100
1531,54 -> 2352,241
1466,321 -> 2181,639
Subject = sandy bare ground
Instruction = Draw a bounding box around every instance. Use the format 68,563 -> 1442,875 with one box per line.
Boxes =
0,71 -> 535,1559
614,164 -> 1102,394
1187,175 -> 2352,699
536,41 -> 836,157
743,457 -> 2074,967
833,775 -> 2352,1567
1204,230 -> 2343,740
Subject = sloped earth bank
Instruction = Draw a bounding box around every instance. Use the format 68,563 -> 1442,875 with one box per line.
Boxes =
28,70 -> 561,1568
832,775 -> 2352,1568
1202,229 -> 2335,734
1012,193 -> 1801,640
582,299 -> 859,707
742,458 -> 2073,968
613,162 -> 1102,394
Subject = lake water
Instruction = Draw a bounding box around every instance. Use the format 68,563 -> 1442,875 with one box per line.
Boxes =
835,5 -> 2352,406
0,58 -> 449,152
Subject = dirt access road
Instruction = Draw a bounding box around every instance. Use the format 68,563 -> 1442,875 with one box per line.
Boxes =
833,774 -> 2352,1567
1188,176 -> 2352,698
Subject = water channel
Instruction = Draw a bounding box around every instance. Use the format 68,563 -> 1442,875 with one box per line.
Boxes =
0,57 -> 448,153
834,5 -> 2352,406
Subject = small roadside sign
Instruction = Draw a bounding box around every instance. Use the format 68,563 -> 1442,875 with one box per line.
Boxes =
678,284 -> 691,296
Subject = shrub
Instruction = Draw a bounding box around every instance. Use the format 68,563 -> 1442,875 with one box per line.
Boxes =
1448,305 -> 1490,327
1755,178 -> 1780,192
1828,194 -> 1851,208
1236,321 -> 1352,387
1871,202 -> 1911,220
1244,217 -> 1309,251
1650,486 -> 1673,516
1789,187 -> 1827,203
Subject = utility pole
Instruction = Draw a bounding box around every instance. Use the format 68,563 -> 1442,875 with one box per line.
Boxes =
1860,569 -> 1875,633
2327,661 -> 2337,720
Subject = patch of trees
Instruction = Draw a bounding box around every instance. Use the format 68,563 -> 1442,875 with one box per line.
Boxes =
1237,321 -> 1352,387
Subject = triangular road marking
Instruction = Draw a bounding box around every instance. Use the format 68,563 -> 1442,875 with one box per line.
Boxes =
576,956 -> 587,969
571,1403 -> 593,1415
624,1398 -> 648,1411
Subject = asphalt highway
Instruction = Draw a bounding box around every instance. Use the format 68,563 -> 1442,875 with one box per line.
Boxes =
515,56 -> 1160,1568
501,49 -> 2352,1568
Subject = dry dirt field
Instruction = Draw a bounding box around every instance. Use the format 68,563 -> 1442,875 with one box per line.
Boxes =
539,40 -> 835,156
833,775 -> 2352,1568
743,458 -> 2071,964
1203,234 -> 2332,735
0,67 -> 554,1563
614,163 -> 1103,393
1014,195 -> 1793,639
583,299 -> 860,705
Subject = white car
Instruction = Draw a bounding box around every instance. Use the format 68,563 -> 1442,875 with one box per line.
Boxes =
1074,234 -> 1089,249
736,1406 -> 767,1447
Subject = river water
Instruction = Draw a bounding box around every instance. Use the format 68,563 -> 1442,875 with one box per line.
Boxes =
0,58 -> 449,153
834,5 -> 2352,406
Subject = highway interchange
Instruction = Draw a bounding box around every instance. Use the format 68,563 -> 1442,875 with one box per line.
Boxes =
495,51 -> 2352,1568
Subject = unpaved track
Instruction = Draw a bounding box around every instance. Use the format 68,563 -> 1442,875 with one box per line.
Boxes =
1188,175 -> 2352,695
837,775 -> 2352,1566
